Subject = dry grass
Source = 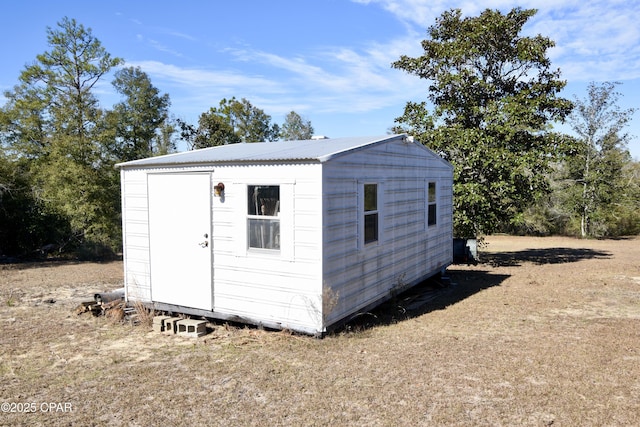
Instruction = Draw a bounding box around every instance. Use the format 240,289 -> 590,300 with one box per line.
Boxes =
1,236 -> 639,426
131,300 -> 155,328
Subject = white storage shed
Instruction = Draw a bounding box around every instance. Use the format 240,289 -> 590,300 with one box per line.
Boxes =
116,134 -> 453,335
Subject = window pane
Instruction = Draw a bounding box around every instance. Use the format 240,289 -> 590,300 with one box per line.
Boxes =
364,213 -> 378,243
364,184 -> 377,212
248,185 -> 280,216
248,218 -> 280,249
428,204 -> 437,226
428,182 -> 436,203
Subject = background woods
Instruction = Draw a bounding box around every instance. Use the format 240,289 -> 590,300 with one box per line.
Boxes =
1,10 -> 638,259
392,8 -> 638,239
0,18 -> 316,258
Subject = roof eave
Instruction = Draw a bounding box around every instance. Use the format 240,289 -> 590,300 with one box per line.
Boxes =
116,157 -> 322,169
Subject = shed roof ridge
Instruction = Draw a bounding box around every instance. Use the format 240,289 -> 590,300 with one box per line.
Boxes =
115,134 -> 408,168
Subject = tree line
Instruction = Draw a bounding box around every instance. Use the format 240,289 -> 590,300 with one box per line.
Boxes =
1,10 -> 638,260
392,8 -> 639,239
0,18 -> 313,258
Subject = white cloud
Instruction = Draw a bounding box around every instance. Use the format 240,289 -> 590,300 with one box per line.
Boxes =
222,43 -> 424,113
167,31 -> 197,42
354,0 -> 640,82
146,39 -> 185,58
129,0 -> 640,134
130,60 -> 284,93
127,26 -> 427,124
124,60 -> 289,121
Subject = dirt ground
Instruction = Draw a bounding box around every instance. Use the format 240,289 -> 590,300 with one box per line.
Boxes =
1,235 -> 639,426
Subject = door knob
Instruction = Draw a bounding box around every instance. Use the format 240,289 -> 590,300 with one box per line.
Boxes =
199,240 -> 208,248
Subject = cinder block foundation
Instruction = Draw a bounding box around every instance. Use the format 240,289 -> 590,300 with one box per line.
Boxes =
163,317 -> 182,334
176,319 -> 208,337
152,315 -> 173,333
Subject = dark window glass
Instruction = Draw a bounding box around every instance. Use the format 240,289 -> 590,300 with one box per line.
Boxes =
364,213 -> 378,244
364,184 -> 377,212
364,184 -> 378,243
428,204 -> 437,226
428,182 -> 437,226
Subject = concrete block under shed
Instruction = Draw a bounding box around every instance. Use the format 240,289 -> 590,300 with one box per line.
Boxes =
163,317 -> 181,334
176,319 -> 207,337
152,315 -> 173,333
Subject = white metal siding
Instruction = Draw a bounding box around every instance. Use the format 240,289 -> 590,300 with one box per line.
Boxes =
210,163 -> 323,331
121,169 -> 151,301
121,163 -> 325,332
322,139 -> 453,326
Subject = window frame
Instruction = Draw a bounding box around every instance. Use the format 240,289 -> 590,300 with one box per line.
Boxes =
364,183 -> 379,244
427,181 -> 437,227
247,185 -> 281,251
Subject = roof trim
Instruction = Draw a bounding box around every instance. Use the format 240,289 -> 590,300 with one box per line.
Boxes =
115,135 -> 409,169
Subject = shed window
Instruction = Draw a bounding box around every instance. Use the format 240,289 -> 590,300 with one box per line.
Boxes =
364,184 -> 378,244
428,182 -> 437,226
248,185 -> 280,250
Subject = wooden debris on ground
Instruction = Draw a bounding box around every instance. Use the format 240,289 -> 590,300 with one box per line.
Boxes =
74,296 -> 147,326
74,301 -> 102,316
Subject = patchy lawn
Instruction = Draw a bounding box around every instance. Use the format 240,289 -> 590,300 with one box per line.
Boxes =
1,236 -> 639,426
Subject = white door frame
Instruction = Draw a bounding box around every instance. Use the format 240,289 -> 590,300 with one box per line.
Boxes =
147,172 -> 213,310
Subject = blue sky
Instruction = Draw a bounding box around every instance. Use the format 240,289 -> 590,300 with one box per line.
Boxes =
1,0 -> 639,158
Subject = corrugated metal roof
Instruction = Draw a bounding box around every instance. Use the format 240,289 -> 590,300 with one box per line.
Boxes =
116,135 -> 407,168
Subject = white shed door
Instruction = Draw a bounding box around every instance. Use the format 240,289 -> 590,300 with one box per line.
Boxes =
148,173 -> 212,310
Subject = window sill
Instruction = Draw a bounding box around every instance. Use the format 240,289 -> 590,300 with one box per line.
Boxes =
246,248 -> 282,257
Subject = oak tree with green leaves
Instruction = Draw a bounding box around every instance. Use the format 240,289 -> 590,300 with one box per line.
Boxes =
179,97 -> 280,149
392,8 -> 573,237
178,108 -> 241,150
216,97 -> 279,143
